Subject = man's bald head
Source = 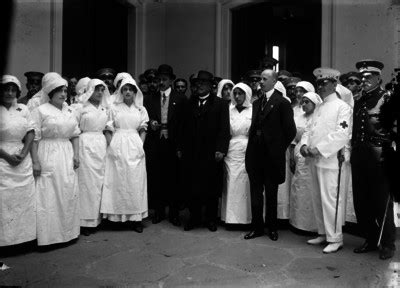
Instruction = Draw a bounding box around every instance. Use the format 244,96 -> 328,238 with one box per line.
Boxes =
260,69 -> 277,92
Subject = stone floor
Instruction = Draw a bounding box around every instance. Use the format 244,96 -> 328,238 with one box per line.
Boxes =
1,217 -> 399,287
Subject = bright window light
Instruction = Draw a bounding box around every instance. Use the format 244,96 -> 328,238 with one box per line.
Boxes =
272,46 -> 279,72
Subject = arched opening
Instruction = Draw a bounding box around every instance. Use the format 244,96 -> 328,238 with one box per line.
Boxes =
230,0 -> 321,82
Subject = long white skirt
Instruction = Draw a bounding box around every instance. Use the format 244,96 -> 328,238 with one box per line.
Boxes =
78,132 -> 106,227
277,149 -> 292,219
221,138 -> 251,224
101,130 -> 148,222
289,149 -> 317,232
36,139 -> 80,246
0,142 -> 36,246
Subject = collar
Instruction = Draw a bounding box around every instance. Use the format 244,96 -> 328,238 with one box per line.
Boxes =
265,89 -> 274,100
199,94 -> 210,100
161,87 -> 172,97
322,92 -> 338,103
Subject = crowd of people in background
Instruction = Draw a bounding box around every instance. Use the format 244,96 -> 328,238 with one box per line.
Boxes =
1,56 -> 398,260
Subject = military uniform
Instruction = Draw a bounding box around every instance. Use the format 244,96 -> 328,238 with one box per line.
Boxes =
351,60 -> 396,259
300,68 -> 352,254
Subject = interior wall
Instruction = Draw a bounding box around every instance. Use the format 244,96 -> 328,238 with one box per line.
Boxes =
333,0 -> 398,83
143,1 -> 216,79
165,3 -> 216,79
5,0 -> 52,96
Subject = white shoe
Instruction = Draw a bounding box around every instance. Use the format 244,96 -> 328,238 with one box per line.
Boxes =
323,242 -> 343,254
307,236 -> 326,245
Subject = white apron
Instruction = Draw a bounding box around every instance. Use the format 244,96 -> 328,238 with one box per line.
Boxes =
0,104 -> 36,246
77,103 -> 108,227
221,105 -> 252,224
289,112 -> 317,231
32,103 -> 81,245
101,103 -> 149,221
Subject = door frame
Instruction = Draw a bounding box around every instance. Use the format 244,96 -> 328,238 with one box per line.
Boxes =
215,0 -> 334,78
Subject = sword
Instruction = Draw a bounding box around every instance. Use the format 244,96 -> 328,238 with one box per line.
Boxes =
377,194 -> 392,247
334,149 -> 345,233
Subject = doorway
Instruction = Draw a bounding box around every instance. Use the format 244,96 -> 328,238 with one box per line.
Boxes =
231,0 -> 321,82
62,0 -> 135,79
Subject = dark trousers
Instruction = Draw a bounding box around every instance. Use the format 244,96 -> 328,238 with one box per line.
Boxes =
188,196 -> 219,224
149,136 -> 180,218
247,136 -> 279,232
351,145 -> 396,249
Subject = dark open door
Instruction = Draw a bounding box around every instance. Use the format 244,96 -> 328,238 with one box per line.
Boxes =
62,0 -> 134,79
231,0 -> 321,82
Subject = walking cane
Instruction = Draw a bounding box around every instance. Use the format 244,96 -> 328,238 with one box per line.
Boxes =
377,194 -> 392,247
334,149 -> 345,233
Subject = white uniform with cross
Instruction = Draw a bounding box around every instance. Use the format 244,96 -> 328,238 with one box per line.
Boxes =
300,92 -> 352,243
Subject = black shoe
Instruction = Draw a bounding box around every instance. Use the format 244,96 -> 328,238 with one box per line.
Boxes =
268,231 -> 278,241
353,242 -> 377,254
81,227 -> 91,236
379,247 -> 395,260
244,230 -> 264,240
169,216 -> 181,227
207,221 -> 217,232
132,222 -> 143,233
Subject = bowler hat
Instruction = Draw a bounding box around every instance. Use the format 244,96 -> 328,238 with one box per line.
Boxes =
95,68 -> 116,78
157,64 -> 176,79
191,70 -> 214,83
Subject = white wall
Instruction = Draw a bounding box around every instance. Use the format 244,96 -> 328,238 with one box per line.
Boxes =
143,1 -> 216,79
332,0 -> 398,83
6,0 -> 52,96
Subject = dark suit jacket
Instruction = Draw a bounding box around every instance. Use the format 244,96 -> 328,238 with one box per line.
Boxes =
144,89 -> 186,149
179,94 -> 230,198
245,89 -> 296,184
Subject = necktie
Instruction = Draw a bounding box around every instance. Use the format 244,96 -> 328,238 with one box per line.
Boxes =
199,98 -> 206,108
162,92 -> 166,106
261,96 -> 268,111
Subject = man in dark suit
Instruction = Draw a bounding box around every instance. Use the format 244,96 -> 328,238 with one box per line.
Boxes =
178,70 -> 230,232
245,69 -> 296,241
144,64 -> 186,226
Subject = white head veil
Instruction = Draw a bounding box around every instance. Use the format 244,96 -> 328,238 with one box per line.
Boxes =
296,81 -> 315,93
303,91 -> 323,105
230,82 -> 252,107
34,72 -> 64,104
80,79 -> 110,107
274,81 -> 291,103
336,83 -> 354,108
115,78 -> 143,107
42,74 -> 68,102
76,77 -> 91,96
1,75 -> 22,105
216,79 -> 234,98
113,72 -> 134,88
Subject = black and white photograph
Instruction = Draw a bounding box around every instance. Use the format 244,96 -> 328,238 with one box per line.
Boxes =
0,0 -> 399,286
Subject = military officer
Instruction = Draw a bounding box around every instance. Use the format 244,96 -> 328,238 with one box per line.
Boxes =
340,72 -> 362,102
17,71 -> 44,105
243,70 -> 262,103
300,68 -> 352,254
351,59 -> 396,260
